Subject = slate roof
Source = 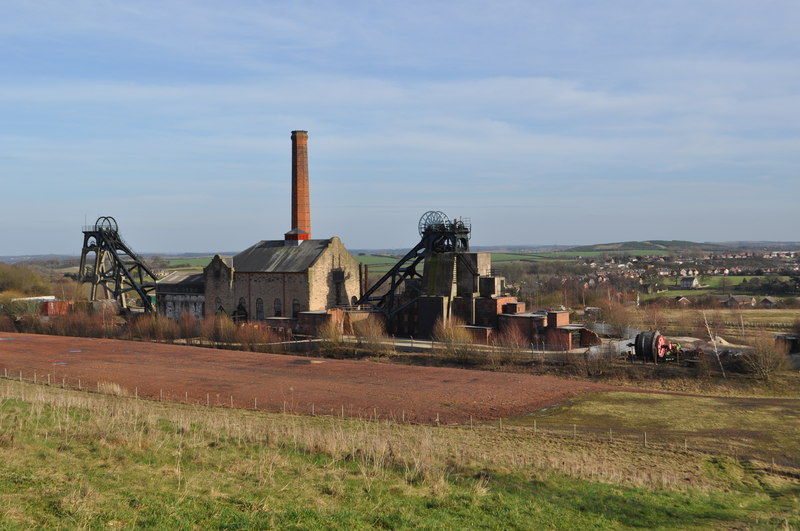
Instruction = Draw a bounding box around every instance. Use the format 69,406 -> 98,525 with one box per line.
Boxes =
233,239 -> 331,273
157,271 -> 205,286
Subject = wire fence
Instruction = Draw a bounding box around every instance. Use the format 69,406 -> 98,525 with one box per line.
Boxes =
2,365 -> 798,475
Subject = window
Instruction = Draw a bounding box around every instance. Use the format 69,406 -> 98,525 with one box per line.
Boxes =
215,297 -> 224,315
274,298 -> 282,317
256,298 -> 264,320
292,298 -> 300,317
234,297 -> 248,322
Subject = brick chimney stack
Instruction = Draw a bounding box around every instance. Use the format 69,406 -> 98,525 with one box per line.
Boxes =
286,130 -> 310,244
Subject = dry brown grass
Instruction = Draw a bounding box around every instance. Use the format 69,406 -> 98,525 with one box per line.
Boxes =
353,315 -> 392,357
740,331 -> 791,381
0,377 -> 745,492
432,316 -> 482,365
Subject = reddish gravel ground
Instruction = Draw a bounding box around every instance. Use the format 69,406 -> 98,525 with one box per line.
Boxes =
0,333 -> 617,424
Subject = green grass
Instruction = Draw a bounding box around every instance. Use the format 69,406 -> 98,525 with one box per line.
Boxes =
0,380 -> 797,528
642,275 -> 796,301
167,257 -> 212,269
568,240 -> 722,253
490,250 -> 673,263
508,392 -> 800,468
550,249 -> 672,258
355,255 -> 402,274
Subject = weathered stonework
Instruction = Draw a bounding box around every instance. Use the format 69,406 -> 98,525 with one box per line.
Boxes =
203,237 -> 359,321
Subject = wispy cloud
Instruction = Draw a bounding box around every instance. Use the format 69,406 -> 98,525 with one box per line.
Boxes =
1,1 -> 799,253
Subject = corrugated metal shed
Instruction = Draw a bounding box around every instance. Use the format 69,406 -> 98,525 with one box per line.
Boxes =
233,239 -> 331,273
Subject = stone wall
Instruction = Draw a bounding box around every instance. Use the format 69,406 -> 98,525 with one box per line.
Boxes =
308,237 -> 361,310
203,255 -> 235,316
159,294 -> 204,320
204,237 -> 360,321
234,272 -> 308,318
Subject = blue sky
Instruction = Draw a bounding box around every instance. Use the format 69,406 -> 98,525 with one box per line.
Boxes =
1,1 -> 798,255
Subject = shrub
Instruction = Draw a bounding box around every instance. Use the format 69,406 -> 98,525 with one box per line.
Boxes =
178,312 -> 200,340
432,316 -> 480,366
599,300 -> 634,337
128,314 -> 178,342
198,315 -> 238,345
641,304 -> 668,334
236,323 -> 277,352
0,314 -> 16,332
17,313 -> 49,334
740,331 -> 789,381
566,346 -> 614,377
353,315 -> 391,356
319,318 -> 346,356
491,327 -> 528,366
50,310 -> 112,338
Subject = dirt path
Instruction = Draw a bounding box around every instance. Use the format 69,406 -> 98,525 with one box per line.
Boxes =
0,333 -> 616,424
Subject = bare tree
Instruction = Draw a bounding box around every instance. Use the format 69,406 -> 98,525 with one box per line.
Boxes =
702,311 -> 726,378
600,300 -> 634,337
741,331 -> 789,381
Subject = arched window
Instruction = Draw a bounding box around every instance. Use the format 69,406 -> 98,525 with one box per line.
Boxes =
215,297 -> 224,315
256,298 -> 264,320
274,298 -> 282,317
292,298 -> 300,317
234,297 -> 248,322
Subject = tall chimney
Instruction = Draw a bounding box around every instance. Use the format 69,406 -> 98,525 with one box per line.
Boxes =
287,130 -> 311,242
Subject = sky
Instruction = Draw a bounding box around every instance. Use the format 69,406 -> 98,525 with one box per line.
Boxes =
1,1 -> 799,256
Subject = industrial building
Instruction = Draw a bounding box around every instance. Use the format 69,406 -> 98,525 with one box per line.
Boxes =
157,131 -> 360,332
153,130 -> 599,349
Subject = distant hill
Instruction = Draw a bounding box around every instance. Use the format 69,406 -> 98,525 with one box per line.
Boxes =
566,240 -> 732,253
718,241 -> 800,250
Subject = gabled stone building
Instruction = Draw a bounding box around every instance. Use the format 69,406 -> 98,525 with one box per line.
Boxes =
204,237 -> 359,320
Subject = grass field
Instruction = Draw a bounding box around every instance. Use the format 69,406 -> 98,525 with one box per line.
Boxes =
355,254 -> 401,274
0,378 -> 797,528
166,257 -> 213,269
509,391 -> 800,469
643,276 -> 796,302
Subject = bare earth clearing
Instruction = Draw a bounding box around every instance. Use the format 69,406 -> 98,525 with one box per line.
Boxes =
0,333 -> 615,424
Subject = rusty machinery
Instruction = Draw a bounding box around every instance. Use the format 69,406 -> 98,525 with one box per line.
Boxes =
78,216 -> 157,313
355,210 -> 475,329
631,330 -> 703,363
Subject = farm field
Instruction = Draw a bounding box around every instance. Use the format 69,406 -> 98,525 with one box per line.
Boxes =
166,257 -> 213,270
657,308 -> 800,340
508,391 -> 800,470
643,276 -> 797,302
0,333 -> 612,424
662,308 -> 799,327
1,378 -> 797,528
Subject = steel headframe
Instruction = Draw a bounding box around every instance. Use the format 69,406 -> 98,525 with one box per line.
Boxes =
78,216 -> 158,313
354,211 -> 474,326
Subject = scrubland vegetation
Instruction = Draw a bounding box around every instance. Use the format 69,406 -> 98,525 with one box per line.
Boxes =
0,379 -> 797,529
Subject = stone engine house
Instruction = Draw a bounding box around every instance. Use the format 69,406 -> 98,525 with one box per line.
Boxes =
204,237 -> 359,320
